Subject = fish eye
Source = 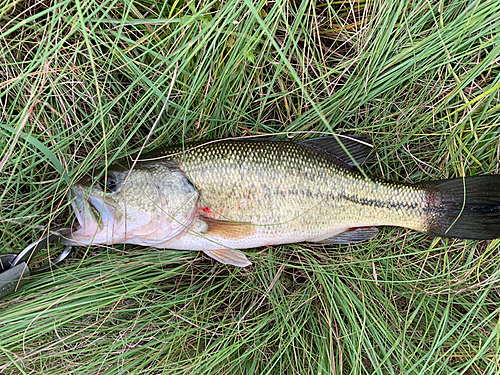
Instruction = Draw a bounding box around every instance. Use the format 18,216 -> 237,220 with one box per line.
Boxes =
99,174 -> 118,192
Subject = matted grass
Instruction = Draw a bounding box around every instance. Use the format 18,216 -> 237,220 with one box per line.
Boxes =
1,0 -> 500,373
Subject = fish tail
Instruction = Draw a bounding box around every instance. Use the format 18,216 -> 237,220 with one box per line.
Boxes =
423,175 -> 500,240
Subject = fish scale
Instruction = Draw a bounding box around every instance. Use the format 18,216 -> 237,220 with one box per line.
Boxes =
165,139 -> 431,240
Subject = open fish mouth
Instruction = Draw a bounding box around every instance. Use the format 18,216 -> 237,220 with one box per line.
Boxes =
63,186 -> 117,245
69,187 -> 98,229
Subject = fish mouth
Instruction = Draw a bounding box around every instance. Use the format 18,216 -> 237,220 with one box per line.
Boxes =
63,186 -> 116,245
69,186 -> 99,229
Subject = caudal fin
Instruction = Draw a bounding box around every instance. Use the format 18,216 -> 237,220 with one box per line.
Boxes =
424,175 -> 500,240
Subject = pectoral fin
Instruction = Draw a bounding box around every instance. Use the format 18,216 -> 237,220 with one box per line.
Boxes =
199,217 -> 254,239
314,227 -> 379,244
203,249 -> 252,267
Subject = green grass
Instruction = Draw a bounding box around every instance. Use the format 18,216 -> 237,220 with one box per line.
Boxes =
1,0 -> 500,373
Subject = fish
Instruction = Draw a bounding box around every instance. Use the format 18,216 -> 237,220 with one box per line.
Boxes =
62,136 -> 500,267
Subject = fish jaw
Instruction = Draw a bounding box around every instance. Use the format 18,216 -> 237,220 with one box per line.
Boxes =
64,185 -> 123,245
64,184 -> 183,246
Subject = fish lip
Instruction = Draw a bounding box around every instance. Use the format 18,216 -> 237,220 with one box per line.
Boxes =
67,184 -> 116,239
62,186 -> 89,245
68,185 -> 86,228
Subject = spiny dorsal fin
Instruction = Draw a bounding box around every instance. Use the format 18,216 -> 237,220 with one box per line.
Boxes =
313,227 -> 379,244
203,249 -> 252,267
199,217 -> 255,239
299,135 -> 374,167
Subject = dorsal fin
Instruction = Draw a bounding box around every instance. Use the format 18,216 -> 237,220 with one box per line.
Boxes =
299,135 -> 374,167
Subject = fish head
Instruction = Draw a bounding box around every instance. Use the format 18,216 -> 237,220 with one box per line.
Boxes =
64,161 -> 199,247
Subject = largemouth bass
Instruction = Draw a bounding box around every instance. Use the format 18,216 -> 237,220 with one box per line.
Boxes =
63,136 -> 500,267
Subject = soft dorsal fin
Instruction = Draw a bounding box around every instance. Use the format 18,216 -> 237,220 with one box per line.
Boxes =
299,135 -> 373,167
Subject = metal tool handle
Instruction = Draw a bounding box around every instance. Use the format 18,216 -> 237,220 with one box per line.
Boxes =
0,227 -> 74,298
0,262 -> 30,299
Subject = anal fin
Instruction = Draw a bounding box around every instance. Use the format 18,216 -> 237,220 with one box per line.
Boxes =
203,249 -> 252,267
314,227 -> 379,244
